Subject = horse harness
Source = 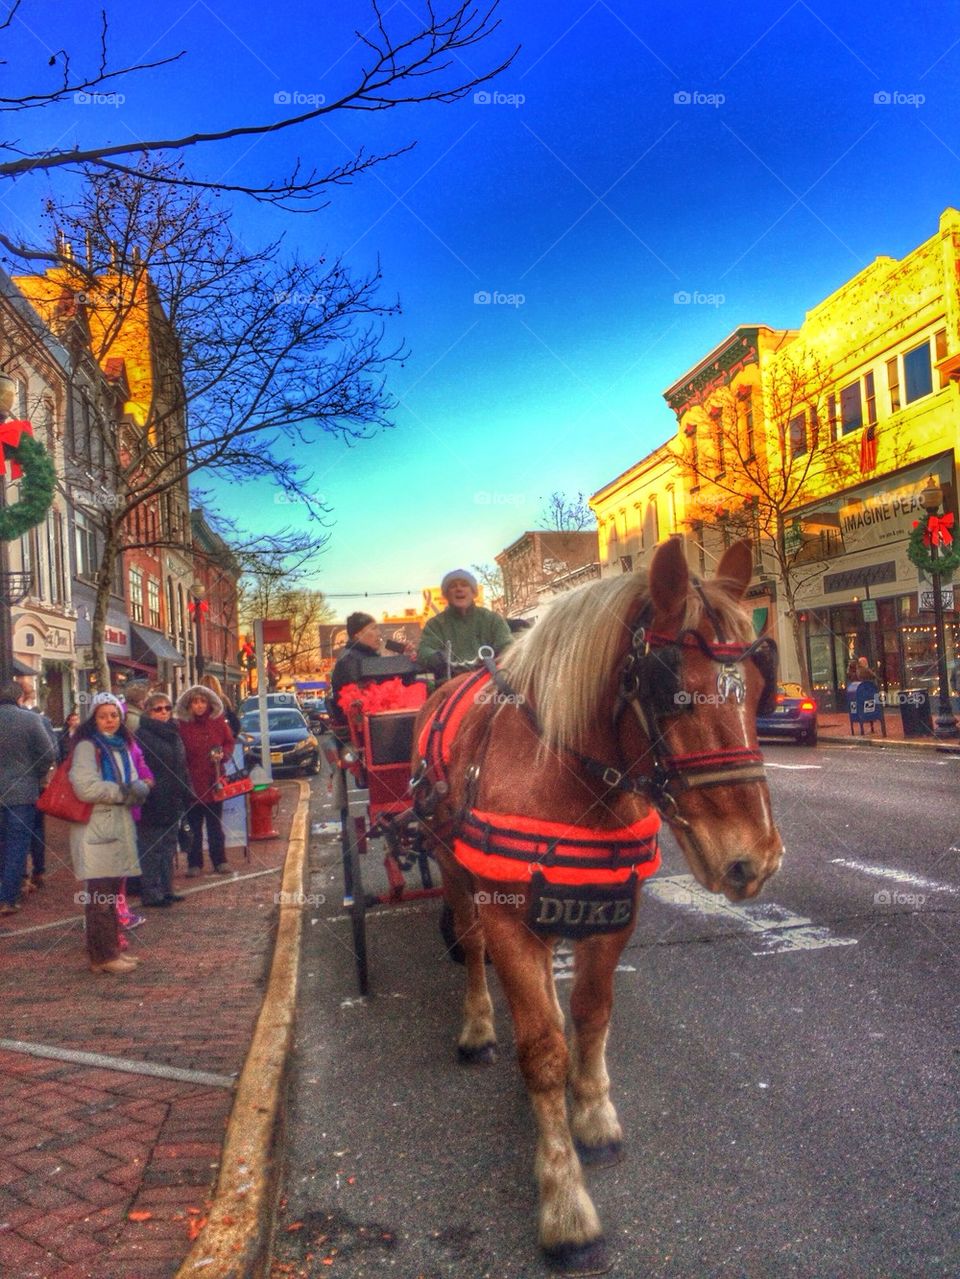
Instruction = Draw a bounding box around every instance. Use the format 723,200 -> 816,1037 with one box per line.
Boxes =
412,582 -> 777,933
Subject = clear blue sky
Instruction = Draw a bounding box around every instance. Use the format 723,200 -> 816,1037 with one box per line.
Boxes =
5,0 -> 960,616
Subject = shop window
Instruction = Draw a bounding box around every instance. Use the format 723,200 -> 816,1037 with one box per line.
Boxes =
903,340 -> 933,403
147,577 -> 161,628
840,382 -> 862,434
129,566 -> 143,623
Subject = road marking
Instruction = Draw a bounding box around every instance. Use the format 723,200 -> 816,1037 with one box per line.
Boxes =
0,1039 -> 236,1087
551,942 -> 635,981
644,874 -> 858,955
829,858 -> 958,895
764,761 -> 822,770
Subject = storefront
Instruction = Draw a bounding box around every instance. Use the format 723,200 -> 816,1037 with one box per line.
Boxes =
792,455 -> 958,709
12,610 -> 77,721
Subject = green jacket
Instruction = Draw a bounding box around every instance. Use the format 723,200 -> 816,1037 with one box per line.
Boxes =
418,605 -> 512,676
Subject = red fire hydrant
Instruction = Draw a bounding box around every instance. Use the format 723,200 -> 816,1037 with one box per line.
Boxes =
249,784 -> 281,841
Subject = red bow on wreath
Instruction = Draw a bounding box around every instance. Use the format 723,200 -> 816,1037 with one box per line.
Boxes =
188,598 -> 210,616
0,420 -> 33,480
923,512 -> 955,547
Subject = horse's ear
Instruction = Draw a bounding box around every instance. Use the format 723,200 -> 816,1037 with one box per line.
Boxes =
649,535 -> 690,624
715,540 -> 753,600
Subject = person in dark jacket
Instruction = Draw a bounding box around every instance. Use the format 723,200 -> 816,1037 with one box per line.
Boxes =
136,692 -> 194,906
0,682 -> 57,914
176,684 -> 235,876
329,613 -> 382,730
58,710 -> 81,762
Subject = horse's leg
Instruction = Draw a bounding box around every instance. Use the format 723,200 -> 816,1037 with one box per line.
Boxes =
482,905 -> 608,1275
441,864 -> 497,1064
568,929 -> 632,1168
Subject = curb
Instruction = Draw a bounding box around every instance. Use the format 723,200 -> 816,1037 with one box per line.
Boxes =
174,779 -> 312,1279
817,732 -> 960,754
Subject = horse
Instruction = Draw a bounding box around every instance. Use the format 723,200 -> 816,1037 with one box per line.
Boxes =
412,536 -> 784,1275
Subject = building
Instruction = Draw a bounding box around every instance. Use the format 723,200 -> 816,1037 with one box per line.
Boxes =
495,530 -> 599,622
190,509 -> 242,698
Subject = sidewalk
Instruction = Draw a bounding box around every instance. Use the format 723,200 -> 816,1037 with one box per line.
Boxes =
0,781 -> 305,1279
815,706 -> 960,749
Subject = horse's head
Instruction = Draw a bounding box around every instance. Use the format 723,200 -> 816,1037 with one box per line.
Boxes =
624,536 -> 784,902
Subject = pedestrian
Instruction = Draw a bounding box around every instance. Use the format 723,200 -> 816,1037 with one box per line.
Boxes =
856,656 -> 878,683
68,692 -> 152,973
200,673 -> 242,737
15,674 -> 58,896
417,569 -> 513,682
58,710 -> 81,762
121,682 -> 150,734
176,684 -> 235,877
0,681 -> 56,916
136,691 -> 194,907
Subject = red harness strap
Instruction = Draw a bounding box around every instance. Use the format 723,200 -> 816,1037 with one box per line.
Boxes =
454,808 -> 661,887
416,668 -> 491,785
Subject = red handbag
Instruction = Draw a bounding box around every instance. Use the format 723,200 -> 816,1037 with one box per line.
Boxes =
37,759 -> 93,823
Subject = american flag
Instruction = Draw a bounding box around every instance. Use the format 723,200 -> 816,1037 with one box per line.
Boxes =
860,422 -> 877,473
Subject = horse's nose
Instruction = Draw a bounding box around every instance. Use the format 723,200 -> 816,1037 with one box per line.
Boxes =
724,859 -> 760,891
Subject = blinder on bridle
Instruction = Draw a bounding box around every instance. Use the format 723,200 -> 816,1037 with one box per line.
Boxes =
625,622 -> 779,720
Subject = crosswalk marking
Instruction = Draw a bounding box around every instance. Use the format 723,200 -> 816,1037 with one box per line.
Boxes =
644,874 -> 858,955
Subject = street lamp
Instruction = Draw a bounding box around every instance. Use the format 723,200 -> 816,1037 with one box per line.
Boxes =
189,582 -> 207,681
920,478 -> 958,739
0,375 -> 16,686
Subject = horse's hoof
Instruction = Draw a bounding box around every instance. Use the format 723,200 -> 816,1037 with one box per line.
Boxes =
575,1139 -> 623,1168
457,1040 -> 498,1065
543,1237 -> 610,1276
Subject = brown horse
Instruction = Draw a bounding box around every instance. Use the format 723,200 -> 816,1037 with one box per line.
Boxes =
413,537 -> 784,1275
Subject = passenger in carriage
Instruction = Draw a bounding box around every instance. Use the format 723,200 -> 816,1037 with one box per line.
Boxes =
330,613 -> 417,732
418,569 -> 513,683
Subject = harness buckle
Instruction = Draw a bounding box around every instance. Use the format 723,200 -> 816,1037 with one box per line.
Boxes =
601,766 -> 624,789
410,758 -> 428,790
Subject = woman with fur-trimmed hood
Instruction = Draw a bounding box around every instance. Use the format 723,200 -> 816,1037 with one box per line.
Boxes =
175,684 -> 235,877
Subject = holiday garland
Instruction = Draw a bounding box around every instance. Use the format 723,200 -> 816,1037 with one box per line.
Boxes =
907,513 -> 960,579
0,431 -> 56,543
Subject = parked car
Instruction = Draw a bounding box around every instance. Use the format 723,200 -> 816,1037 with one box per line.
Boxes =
237,691 -> 299,716
299,697 -> 332,735
756,683 -> 818,746
238,707 -> 320,775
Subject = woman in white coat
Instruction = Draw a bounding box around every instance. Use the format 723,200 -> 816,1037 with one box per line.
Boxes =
69,693 -> 152,974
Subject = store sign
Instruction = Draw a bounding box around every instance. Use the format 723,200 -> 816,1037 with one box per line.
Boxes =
104,626 -> 128,648
839,479 -> 928,553
918,585 -> 954,612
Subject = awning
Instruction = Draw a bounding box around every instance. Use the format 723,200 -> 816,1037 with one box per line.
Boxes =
109,656 -> 154,674
130,624 -> 186,668
13,658 -> 36,676
295,680 -> 330,691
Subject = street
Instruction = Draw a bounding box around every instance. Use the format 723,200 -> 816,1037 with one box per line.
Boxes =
271,745 -> 960,1278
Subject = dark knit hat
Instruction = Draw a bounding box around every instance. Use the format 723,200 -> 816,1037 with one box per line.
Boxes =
346,611 -> 376,639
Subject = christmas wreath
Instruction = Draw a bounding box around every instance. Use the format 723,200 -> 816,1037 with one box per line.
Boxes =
0,424 -> 56,543
907,513 -> 960,579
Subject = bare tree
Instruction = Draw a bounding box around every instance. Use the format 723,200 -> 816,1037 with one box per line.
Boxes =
670,352 -> 909,688
11,159 -> 401,685
471,561 -> 505,612
0,2 -> 515,218
238,577 -> 335,677
537,490 -> 595,532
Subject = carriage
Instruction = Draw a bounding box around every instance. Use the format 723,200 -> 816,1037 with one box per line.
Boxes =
335,655 -> 442,995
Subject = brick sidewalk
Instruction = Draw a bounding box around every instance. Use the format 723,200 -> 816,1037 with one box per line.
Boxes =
0,782 -> 303,1279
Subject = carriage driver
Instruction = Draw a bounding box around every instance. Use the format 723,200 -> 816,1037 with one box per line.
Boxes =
417,569 -> 513,682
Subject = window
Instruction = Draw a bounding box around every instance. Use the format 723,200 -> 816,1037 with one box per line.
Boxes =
864,371 -> 877,427
822,393 -> 836,442
840,381 -> 862,435
634,502 -> 644,550
789,411 -> 807,459
649,496 -> 660,544
741,391 -> 755,459
147,577 -> 161,628
887,357 -> 900,413
715,421 -> 725,473
903,340 -> 933,403
619,555 -> 633,574
129,565 -> 144,622
74,510 -> 99,579
935,328 -> 947,362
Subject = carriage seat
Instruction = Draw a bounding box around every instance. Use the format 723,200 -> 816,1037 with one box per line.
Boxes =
846,680 -> 886,737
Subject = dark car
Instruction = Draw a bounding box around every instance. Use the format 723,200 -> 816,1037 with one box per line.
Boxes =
299,697 -> 332,734
238,707 -> 320,775
238,692 -> 299,716
756,683 -> 818,746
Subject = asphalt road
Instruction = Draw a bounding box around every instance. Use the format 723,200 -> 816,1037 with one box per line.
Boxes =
271,744 -> 960,1279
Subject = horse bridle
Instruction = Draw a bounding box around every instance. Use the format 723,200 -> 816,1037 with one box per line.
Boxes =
570,582 -> 777,826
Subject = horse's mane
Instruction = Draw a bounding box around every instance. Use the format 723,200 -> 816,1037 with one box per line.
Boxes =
499,568 -> 754,753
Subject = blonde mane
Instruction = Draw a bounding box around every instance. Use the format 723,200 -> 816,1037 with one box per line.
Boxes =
499,568 -> 754,753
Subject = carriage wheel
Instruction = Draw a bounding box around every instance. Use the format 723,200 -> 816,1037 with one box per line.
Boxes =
341,809 -> 369,996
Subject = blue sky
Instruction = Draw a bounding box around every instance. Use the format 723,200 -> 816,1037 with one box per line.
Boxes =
4,0 -> 960,616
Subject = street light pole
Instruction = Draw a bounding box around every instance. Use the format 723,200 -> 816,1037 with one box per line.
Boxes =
190,582 -> 206,681
921,479 -> 959,740
0,376 -> 15,687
